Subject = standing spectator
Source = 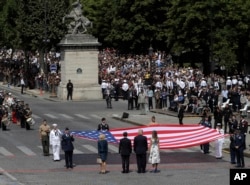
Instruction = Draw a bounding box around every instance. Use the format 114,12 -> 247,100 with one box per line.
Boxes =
121,80 -> 129,100
214,123 -> 224,159
113,79 -> 120,101
177,104 -> 184,125
148,130 -> 160,173
161,88 -> 168,109
133,129 -> 148,173
97,117 -> 109,131
223,104 -> 233,133
213,106 -> 223,129
49,123 -> 62,161
24,103 -> 32,130
119,132 -> 132,173
101,80 -> 108,99
39,119 -> 50,156
229,115 -> 238,134
104,85 -> 112,109
61,127 -> 75,169
127,86 -> 134,110
20,76 -> 25,94
66,79 -> 73,100
98,134 -> 108,174
147,86 -> 154,110
138,89 -> 147,115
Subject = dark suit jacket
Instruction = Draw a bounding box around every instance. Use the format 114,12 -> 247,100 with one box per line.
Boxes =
119,137 -> 132,155
61,134 -> 74,152
178,107 -> 184,118
133,135 -> 148,154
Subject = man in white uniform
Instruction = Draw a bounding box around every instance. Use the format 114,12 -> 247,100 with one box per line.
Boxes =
50,123 -> 62,161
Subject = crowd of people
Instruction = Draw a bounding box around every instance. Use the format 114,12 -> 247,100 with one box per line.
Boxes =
0,90 -> 34,131
1,46 -> 249,172
0,47 -> 61,94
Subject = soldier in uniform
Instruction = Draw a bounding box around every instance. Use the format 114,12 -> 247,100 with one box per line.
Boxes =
234,129 -> 245,167
24,103 -> 32,130
97,117 -> 109,131
39,119 -> 50,156
66,80 -> 74,100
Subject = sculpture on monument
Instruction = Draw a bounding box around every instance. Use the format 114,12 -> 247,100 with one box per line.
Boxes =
63,0 -> 92,34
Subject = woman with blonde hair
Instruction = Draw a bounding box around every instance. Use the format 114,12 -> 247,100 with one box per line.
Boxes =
97,134 -> 108,174
148,130 -> 160,173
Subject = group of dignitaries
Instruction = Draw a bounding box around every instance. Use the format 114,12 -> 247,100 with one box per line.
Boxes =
97,117 -> 160,174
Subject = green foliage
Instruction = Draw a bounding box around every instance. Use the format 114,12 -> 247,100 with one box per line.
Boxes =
1,0 -> 250,72
0,0 -> 69,51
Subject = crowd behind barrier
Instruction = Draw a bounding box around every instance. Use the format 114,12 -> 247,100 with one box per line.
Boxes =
1,47 -> 250,123
0,47 -> 61,93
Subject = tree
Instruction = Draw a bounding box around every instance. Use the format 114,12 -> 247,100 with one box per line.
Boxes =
164,0 -> 250,73
0,0 -> 20,48
16,0 -> 69,51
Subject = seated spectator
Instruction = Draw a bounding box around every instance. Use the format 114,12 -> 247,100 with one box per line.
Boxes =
195,97 -> 207,115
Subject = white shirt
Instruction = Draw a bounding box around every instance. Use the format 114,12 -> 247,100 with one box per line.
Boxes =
122,83 -> 129,91
155,81 -> 163,90
221,90 -> 228,98
232,79 -> 238,85
200,80 -> 207,87
21,79 -> 25,85
188,81 -> 196,88
101,81 -> 108,89
226,79 -> 232,86
179,80 -> 185,89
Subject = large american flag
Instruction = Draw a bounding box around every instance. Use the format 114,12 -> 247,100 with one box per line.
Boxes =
71,124 -> 227,149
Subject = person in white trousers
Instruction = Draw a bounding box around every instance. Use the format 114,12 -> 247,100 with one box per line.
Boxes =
215,123 -> 224,159
50,123 -> 62,161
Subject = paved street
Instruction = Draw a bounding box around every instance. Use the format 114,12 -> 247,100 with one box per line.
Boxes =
0,84 -> 249,185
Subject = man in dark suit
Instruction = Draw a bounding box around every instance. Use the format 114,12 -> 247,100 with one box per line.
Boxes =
133,129 -> 148,173
119,132 -> 132,173
177,104 -> 184,125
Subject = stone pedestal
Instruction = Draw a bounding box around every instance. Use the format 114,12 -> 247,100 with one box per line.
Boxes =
57,34 -> 102,100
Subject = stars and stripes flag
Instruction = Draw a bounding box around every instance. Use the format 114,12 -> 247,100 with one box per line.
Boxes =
71,124 -> 228,149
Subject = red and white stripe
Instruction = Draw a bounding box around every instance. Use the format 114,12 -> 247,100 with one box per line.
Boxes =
110,124 -> 228,149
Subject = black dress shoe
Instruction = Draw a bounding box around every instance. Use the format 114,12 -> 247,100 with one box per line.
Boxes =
137,171 -> 141,173
121,171 -> 125,173
235,165 -> 241,167
231,162 -> 236,164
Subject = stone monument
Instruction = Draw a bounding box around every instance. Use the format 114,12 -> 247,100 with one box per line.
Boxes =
57,0 -> 101,100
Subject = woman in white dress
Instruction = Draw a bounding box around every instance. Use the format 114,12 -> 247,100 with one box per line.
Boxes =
148,130 -> 160,173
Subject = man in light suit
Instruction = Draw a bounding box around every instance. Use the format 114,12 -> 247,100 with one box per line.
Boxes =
119,132 -> 132,173
134,129 -> 148,173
